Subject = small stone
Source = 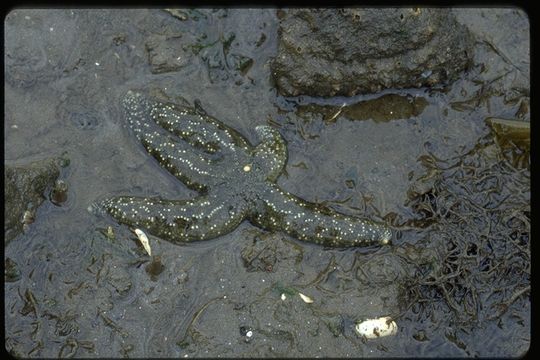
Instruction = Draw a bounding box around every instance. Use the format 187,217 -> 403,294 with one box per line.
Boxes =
5,257 -> 21,282
50,179 -> 68,205
145,255 -> 164,280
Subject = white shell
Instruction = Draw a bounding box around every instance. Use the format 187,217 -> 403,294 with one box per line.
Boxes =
281,293 -> 287,301
298,292 -> 314,303
134,228 -> 152,256
355,317 -> 397,339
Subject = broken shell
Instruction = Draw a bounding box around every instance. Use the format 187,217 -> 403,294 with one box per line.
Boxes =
134,228 -> 151,256
355,316 -> 397,339
298,292 -> 314,303
22,210 -> 35,225
106,226 -> 115,241
327,103 -> 347,122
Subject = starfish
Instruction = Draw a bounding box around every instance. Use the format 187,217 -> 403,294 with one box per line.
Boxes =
96,90 -> 392,248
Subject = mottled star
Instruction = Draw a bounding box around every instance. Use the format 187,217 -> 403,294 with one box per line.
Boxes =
96,90 -> 392,247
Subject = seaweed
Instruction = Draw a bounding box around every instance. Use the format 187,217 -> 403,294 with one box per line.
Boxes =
402,134 -> 530,327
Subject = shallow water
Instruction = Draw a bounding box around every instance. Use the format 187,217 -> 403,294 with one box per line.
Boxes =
5,8 -> 529,357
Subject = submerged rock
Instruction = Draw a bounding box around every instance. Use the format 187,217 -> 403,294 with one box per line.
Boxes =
271,8 -> 473,97
145,34 -> 192,74
296,94 -> 428,123
4,156 -> 67,243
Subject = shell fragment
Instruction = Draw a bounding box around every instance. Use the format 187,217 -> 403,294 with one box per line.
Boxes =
298,292 -> 314,304
134,228 -> 152,256
355,316 -> 397,339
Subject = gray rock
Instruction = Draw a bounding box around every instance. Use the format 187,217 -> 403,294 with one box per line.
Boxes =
271,8 -> 473,97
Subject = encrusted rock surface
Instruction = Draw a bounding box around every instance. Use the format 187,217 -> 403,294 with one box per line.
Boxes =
5,157 -> 65,243
271,8 -> 473,97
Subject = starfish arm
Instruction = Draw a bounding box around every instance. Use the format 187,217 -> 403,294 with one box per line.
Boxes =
251,185 -> 392,247
97,194 -> 249,243
127,91 -> 252,155
123,91 -> 216,192
252,126 -> 288,182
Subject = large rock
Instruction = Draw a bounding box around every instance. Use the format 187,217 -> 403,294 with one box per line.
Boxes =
271,8 -> 473,97
4,156 -> 66,243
